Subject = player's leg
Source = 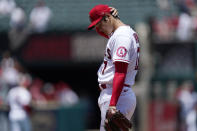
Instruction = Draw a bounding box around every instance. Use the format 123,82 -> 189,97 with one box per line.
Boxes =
10,120 -> 21,131
99,100 -> 110,131
98,87 -> 136,130
116,87 -> 136,120
98,88 -> 113,131
20,116 -> 31,131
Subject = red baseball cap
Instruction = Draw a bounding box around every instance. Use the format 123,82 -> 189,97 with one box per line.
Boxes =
88,4 -> 111,30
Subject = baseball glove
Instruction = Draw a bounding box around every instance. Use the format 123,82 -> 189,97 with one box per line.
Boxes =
104,107 -> 132,131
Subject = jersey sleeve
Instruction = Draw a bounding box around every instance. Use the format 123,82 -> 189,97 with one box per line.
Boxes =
112,35 -> 133,63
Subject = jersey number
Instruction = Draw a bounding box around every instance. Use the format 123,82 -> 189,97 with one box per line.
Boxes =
102,48 -> 111,74
104,48 -> 111,59
133,33 -> 140,70
135,47 -> 140,70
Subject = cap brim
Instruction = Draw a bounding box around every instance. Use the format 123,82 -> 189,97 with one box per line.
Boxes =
88,17 -> 102,30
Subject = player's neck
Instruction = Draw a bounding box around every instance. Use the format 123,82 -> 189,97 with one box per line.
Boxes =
113,19 -> 126,32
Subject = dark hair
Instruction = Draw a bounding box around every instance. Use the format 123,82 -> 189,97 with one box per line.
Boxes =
110,10 -> 120,19
102,13 -> 120,22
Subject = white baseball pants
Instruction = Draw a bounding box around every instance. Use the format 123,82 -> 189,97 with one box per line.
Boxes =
98,86 -> 136,131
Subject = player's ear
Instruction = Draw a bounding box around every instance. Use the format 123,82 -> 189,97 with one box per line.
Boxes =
103,16 -> 108,22
104,14 -> 111,22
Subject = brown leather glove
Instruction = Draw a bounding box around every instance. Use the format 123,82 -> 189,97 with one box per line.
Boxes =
104,107 -> 132,131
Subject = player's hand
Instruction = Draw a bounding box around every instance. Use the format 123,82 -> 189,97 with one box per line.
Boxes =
109,106 -> 116,110
109,7 -> 118,18
107,106 -> 117,116
105,106 -> 132,131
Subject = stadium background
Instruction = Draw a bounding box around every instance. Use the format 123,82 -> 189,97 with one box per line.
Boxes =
0,0 -> 197,131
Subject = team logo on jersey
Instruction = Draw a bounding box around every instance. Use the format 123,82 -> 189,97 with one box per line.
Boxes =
116,46 -> 127,57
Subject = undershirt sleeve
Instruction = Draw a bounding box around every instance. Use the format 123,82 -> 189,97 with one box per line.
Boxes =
109,61 -> 128,106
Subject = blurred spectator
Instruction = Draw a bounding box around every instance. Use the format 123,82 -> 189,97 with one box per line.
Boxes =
176,81 -> 197,131
29,79 -> 79,107
0,51 -> 20,90
8,6 -> 30,51
175,0 -> 197,42
150,16 -> 178,42
0,0 -> 15,16
176,12 -> 194,42
176,0 -> 196,13
42,82 -> 56,102
29,0 -> 52,33
1,51 -> 15,70
186,102 -> 197,131
29,78 -> 47,105
7,74 -> 32,131
9,6 -> 26,32
54,81 -> 79,106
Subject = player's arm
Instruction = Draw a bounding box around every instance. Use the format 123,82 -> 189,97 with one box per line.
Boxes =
109,34 -> 132,107
109,61 -> 128,107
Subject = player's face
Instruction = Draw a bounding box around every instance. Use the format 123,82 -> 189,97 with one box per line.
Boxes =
95,17 -> 113,35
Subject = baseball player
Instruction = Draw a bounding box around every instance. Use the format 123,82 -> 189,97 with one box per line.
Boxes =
88,5 -> 140,131
7,74 -> 32,131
